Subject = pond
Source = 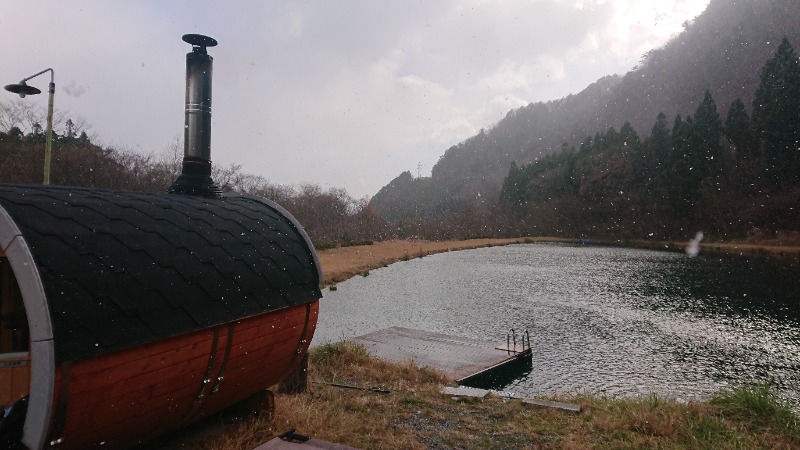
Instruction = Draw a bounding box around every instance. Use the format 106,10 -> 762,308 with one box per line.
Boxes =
313,243 -> 800,407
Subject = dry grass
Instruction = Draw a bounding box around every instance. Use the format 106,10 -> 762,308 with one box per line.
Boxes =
153,343 -> 799,450
606,238 -> 800,259
697,241 -> 800,257
317,237 -> 572,287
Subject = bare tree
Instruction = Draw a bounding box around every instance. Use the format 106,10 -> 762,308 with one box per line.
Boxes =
0,99 -> 89,137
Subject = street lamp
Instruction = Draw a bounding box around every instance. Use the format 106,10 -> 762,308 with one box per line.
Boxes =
4,68 -> 55,185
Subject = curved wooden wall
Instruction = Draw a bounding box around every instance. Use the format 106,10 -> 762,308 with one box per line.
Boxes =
46,301 -> 318,449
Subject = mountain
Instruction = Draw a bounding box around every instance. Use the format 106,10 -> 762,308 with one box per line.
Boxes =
371,0 -> 800,223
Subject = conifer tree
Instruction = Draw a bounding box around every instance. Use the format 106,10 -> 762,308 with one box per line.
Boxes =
618,121 -> 641,160
752,37 -> 800,184
499,162 -> 527,215
638,112 -> 670,187
649,112 -> 670,149
661,114 -> 693,207
691,90 -> 724,181
725,98 -> 755,162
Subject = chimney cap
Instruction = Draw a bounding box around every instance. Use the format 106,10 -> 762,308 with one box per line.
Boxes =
182,34 -> 217,49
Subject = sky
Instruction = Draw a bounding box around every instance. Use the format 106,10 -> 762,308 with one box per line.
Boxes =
0,0 -> 709,199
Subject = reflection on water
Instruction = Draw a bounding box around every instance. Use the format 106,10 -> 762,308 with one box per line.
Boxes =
314,244 -> 800,406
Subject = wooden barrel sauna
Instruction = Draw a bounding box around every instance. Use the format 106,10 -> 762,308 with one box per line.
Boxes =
0,184 -> 322,449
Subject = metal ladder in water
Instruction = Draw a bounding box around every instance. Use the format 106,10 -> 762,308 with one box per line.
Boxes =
505,328 -> 531,355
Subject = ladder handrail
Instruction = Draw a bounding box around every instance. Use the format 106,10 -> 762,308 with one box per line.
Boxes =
506,328 -> 531,353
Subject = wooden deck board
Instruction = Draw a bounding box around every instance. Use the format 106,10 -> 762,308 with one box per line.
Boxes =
439,386 -> 582,413
348,327 -> 526,381
522,398 -> 582,413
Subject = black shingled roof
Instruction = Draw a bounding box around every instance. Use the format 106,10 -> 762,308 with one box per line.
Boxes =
0,184 -> 322,363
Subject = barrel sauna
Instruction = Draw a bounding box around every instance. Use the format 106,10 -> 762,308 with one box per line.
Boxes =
0,186 -> 321,449
0,35 -> 322,449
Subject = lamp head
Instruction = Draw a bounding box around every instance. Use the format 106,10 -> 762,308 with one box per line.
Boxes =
4,80 -> 41,98
182,34 -> 217,50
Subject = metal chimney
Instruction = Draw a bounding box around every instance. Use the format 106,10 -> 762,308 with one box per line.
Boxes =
169,34 -> 222,198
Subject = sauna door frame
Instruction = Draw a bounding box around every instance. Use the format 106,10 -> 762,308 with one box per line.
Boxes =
0,208 -> 56,450
0,253 -> 31,407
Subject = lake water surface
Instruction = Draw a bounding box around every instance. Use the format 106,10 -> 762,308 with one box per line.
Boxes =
313,243 -> 800,406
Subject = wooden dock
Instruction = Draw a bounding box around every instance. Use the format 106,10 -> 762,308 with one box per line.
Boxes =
348,327 -> 530,382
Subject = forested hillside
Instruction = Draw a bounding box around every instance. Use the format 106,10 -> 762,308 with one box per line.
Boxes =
371,0 -> 800,236
500,39 -> 800,241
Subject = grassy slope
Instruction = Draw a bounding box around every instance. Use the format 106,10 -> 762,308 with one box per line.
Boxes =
169,343 -> 798,449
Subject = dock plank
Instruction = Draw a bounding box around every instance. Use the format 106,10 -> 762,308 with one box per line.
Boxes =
440,386 -> 490,398
494,344 -> 527,353
348,327 -> 524,381
522,398 -> 582,413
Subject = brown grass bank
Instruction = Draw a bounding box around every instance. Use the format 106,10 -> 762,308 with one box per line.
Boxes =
317,237 -> 572,287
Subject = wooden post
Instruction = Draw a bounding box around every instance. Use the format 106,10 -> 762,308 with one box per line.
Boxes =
278,354 -> 308,394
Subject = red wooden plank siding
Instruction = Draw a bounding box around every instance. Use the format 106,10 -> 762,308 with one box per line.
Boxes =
67,332 -> 217,393
48,301 -> 319,449
203,303 -> 317,416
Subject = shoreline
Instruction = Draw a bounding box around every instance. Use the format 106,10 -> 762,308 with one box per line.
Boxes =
317,237 -> 800,288
316,237 -> 555,287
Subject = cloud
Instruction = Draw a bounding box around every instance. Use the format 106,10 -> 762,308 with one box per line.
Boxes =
596,0 -> 709,63
478,58 -> 567,93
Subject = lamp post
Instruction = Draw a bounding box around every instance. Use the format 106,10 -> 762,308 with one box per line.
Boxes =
4,68 -> 55,185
